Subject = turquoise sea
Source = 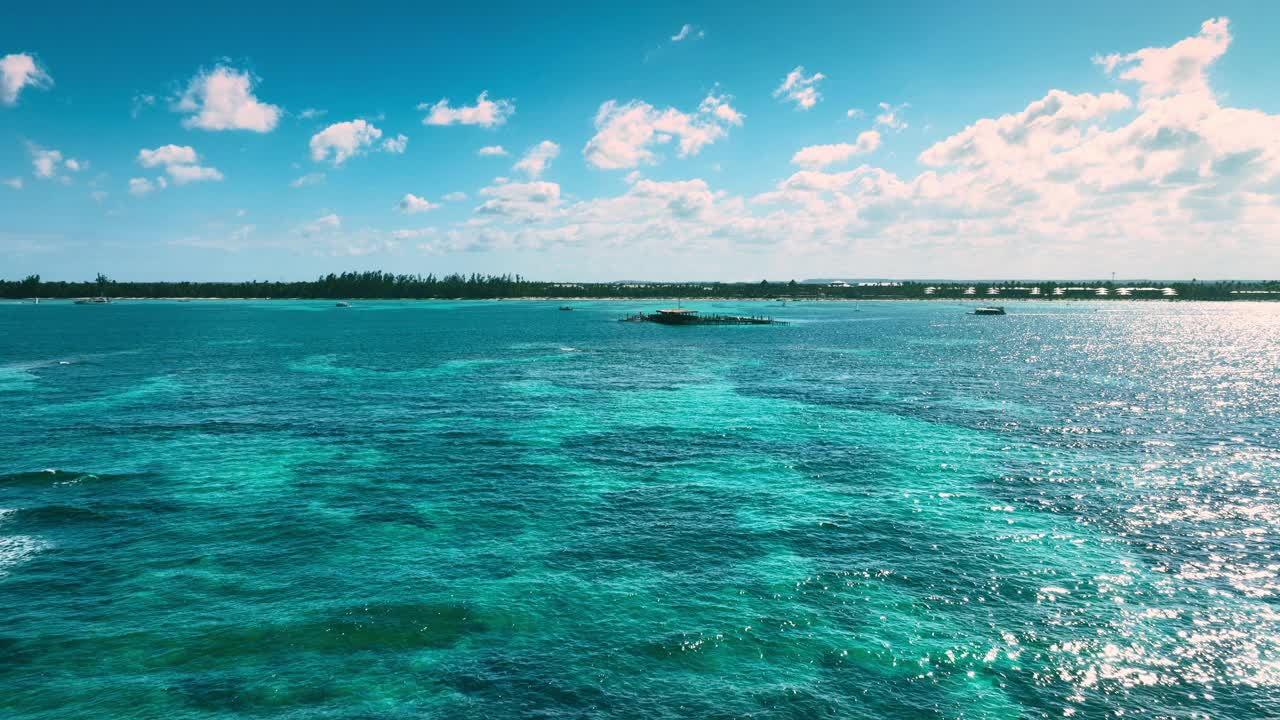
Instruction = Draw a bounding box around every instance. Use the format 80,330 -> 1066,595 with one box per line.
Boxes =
1,299 -> 1278,719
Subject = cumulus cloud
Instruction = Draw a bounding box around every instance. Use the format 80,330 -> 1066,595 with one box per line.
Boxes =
1095,17 -> 1230,101
584,91 -> 743,169
167,164 -> 224,185
310,119 -> 382,165
129,177 -> 160,196
177,66 -> 280,132
791,131 -> 881,168
918,90 -> 1131,169
514,140 -> 560,178
477,181 -> 562,221
875,102 -> 909,130
419,91 -> 514,127
1,53 -> 52,105
381,133 -> 409,154
432,19 -> 1280,278
28,144 -> 86,181
398,193 -> 439,214
774,66 -> 824,110
135,144 -> 221,188
138,144 -> 198,168
30,148 -> 59,178
478,145 -> 508,156
4,177 -> 23,190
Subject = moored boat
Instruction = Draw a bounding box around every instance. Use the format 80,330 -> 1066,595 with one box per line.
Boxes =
972,306 -> 1006,315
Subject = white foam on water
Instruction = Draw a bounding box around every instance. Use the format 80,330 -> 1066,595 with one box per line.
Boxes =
0,534 -> 49,578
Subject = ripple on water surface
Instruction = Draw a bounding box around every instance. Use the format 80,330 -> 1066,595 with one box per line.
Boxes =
1,301 -> 1278,719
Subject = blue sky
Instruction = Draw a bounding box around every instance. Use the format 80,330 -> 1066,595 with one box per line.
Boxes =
3,1 -> 1279,281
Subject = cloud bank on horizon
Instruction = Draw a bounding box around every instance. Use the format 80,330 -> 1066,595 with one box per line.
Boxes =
2,12 -> 1279,280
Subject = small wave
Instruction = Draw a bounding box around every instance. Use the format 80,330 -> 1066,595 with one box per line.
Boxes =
0,470 -> 104,486
0,534 -> 49,578
15,505 -> 106,525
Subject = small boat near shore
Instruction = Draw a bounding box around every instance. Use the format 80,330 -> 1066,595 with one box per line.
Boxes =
74,297 -> 111,305
559,305 -> 573,311
972,306 -> 1006,315
335,301 -> 352,308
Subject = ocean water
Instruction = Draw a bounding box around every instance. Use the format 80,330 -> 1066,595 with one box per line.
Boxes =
1,299 -> 1278,719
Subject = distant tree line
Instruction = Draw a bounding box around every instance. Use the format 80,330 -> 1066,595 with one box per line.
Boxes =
2,272 -> 1279,301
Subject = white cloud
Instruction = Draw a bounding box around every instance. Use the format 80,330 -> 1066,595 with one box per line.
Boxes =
167,164 -> 224,185
433,19 -> 1280,279
298,108 -> 326,120
1,53 -> 52,105
478,145 -> 508,156
381,133 -> 409,154
875,102 -> 909,130
296,213 -> 341,236
791,131 -> 881,168
701,92 -> 744,126
477,181 -> 562,221
129,177 -> 157,196
398,193 -> 439,214
846,108 -> 864,119
671,24 -> 704,42
310,119 -> 382,165
30,147 -> 59,178
135,144 -> 221,187
584,91 -> 743,169
918,90 -> 1131,169
28,145 -> 85,180
514,140 -> 560,178
177,66 -> 280,132
90,190 -> 107,203
4,177 -> 23,190
1095,17 -> 1230,101
774,66 -> 824,110
138,145 -> 198,168
290,172 -> 326,188
419,91 -> 514,127
392,227 -> 439,241
287,214 -> 400,257
442,191 -> 467,202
